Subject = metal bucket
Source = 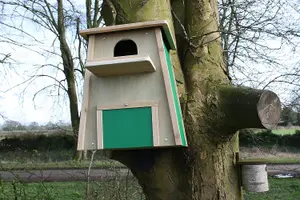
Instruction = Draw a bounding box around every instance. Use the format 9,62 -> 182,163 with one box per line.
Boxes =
241,164 -> 269,192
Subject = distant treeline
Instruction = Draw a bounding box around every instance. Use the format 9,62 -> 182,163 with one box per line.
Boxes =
0,133 -> 75,151
0,120 -> 71,131
240,129 -> 300,149
280,106 -> 300,126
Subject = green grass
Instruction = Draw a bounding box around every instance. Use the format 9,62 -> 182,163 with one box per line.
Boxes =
244,177 -> 300,200
0,177 -> 298,199
0,178 -> 145,200
0,160 -> 124,171
0,149 -> 124,170
0,149 -> 74,163
272,129 -> 299,135
239,157 -> 300,164
251,128 -> 298,135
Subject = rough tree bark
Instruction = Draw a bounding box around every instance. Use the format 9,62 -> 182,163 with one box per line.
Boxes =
101,0 -> 281,199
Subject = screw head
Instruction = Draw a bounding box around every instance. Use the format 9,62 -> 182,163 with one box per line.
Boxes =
92,142 -> 95,146
164,138 -> 168,142
124,103 -> 128,106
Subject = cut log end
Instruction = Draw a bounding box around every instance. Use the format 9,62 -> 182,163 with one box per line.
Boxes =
257,90 -> 281,129
218,86 -> 281,132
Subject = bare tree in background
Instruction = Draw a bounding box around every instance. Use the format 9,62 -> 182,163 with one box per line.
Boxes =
0,1 -> 103,159
219,0 -> 300,94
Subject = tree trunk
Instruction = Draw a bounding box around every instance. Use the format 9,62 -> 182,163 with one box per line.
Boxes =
101,0 -> 280,199
57,0 -> 80,136
57,0 -> 81,158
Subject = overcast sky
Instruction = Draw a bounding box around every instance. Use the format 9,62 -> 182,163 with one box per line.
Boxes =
0,2 -> 84,125
0,1 -> 299,125
0,39 -> 72,125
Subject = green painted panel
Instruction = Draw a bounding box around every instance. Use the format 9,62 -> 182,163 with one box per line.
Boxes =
163,44 -> 187,146
103,107 -> 153,149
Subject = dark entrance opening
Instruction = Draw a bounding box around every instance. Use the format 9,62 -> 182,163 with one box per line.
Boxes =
114,40 -> 138,57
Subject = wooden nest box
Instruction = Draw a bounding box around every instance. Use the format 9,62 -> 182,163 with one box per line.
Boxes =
78,20 -> 187,150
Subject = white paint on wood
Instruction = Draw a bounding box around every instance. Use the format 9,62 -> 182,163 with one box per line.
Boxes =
97,101 -> 158,110
77,70 -> 92,150
86,55 -> 156,77
242,164 -> 269,192
93,29 -> 158,61
96,110 -> 103,149
152,105 -> 160,146
87,35 -> 95,61
77,115 -> 86,150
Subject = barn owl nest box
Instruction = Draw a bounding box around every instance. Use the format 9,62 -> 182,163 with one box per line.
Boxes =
78,20 -> 187,150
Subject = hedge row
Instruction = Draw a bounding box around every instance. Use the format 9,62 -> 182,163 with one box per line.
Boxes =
1,129 -> 300,151
239,129 -> 300,148
0,134 -> 75,151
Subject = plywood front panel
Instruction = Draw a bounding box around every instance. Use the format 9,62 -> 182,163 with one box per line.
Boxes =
93,29 -> 157,61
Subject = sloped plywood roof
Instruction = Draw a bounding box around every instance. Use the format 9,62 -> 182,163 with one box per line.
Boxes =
80,20 -> 176,50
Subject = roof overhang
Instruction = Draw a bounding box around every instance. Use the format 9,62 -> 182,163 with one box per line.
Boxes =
80,20 -> 176,50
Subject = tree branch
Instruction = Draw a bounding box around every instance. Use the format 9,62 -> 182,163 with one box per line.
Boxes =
217,86 -> 281,133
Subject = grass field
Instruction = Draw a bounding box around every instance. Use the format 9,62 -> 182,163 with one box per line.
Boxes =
244,177 -> 300,200
240,146 -> 300,163
0,178 -> 145,200
0,131 -> 299,199
0,149 -> 124,170
272,129 -> 299,135
3,148 -> 298,170
0,177 -> 298,199
251,128 -> 299,135
0,149 -> 299,199
0,160 -> 124,170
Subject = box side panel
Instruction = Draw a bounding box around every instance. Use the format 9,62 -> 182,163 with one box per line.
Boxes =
103,107 -> 153,149
154,28 -> 182,146
77,70 -> 92,150
83,29 -> 176,149
163,43 -> 187,146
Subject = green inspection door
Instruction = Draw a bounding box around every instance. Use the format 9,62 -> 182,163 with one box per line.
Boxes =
102,106 -> 154,149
